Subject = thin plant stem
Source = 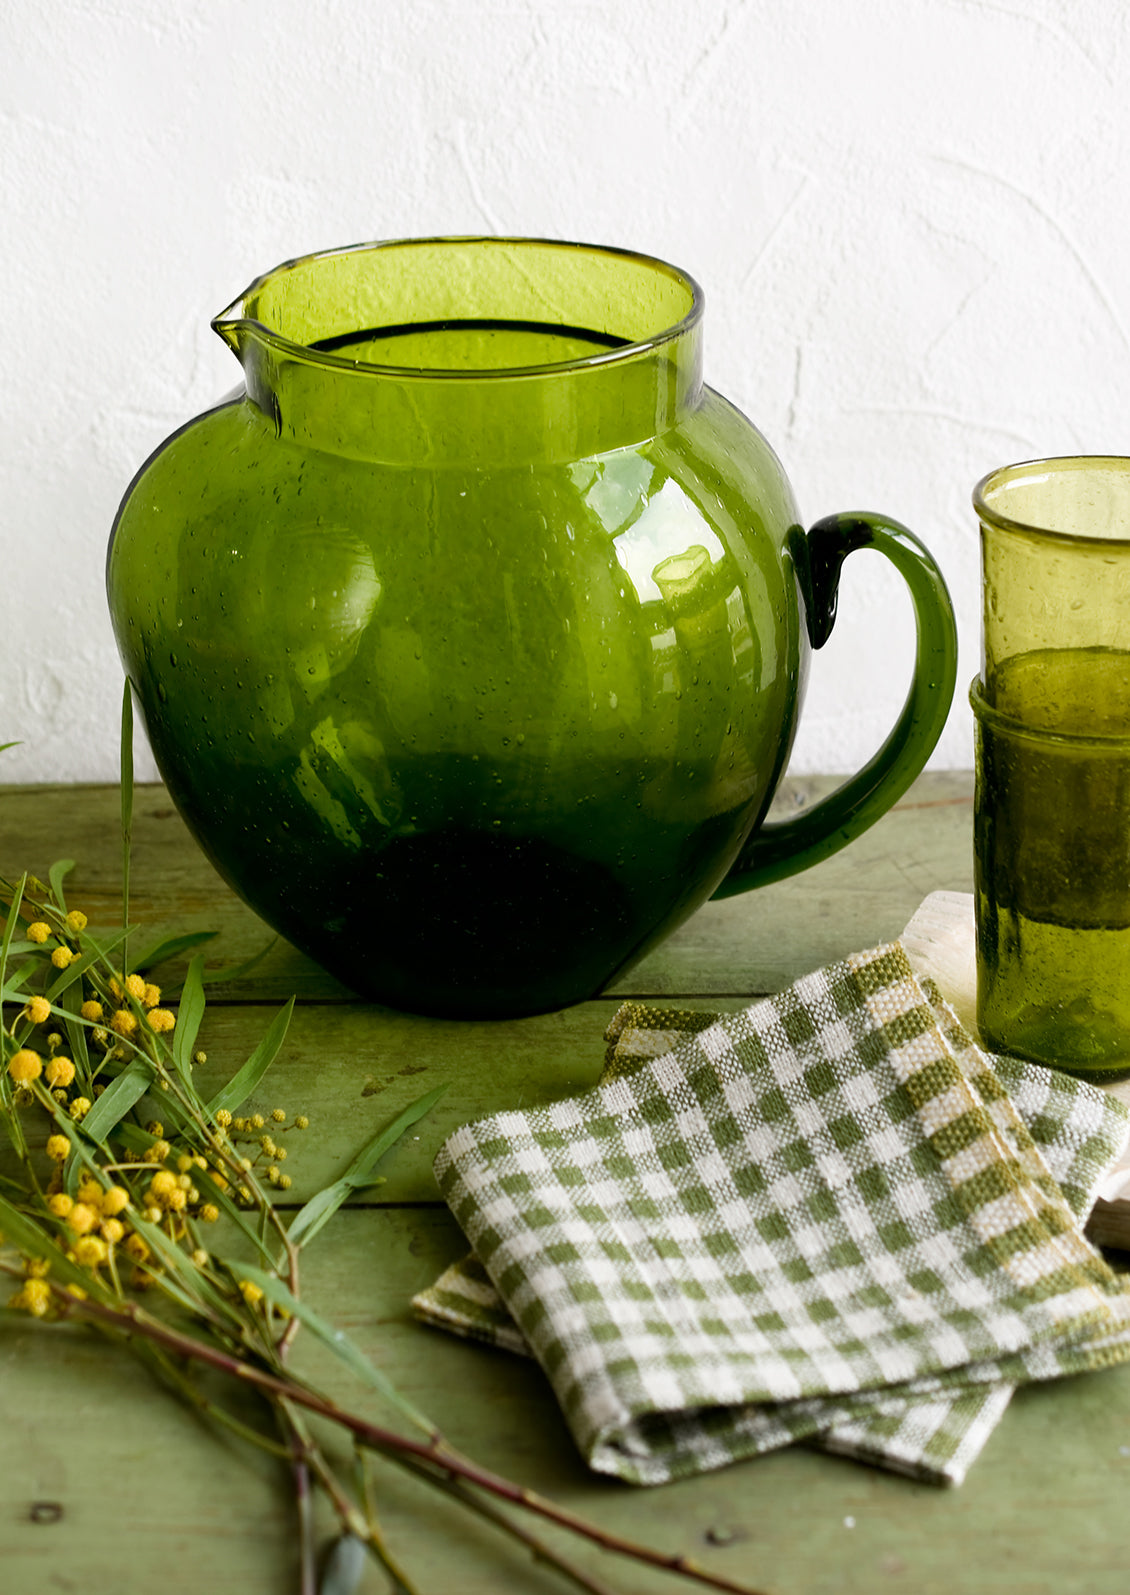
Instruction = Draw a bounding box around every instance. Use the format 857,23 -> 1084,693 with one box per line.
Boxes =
50,1286 -> 766,1595
294,1455 -> 316,1595
276,1405 -> 318,1595
385,1448 -> 620,1595
355,1449 -> 422,1595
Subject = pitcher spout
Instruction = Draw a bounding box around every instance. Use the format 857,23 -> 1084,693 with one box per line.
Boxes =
211,296 -> 248,358
210,287 -> 283,432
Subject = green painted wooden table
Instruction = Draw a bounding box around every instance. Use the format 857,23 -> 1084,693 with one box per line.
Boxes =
1,772 -> 1127,1595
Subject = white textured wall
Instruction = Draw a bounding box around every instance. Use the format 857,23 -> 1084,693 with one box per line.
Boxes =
3,0 -> 1128,783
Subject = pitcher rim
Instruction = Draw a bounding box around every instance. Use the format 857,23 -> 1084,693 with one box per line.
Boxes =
974,454 -> 1130,548
212,235 -> 705,381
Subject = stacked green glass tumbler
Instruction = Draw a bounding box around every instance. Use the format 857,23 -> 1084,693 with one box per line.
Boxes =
973,457 -> 1130,1079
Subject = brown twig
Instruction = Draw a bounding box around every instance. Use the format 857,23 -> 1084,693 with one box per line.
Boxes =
54,1287 -> 766,1595
384,1447 -> 622,1595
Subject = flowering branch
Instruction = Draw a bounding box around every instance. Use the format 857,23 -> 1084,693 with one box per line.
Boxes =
0,829 -> 766,1594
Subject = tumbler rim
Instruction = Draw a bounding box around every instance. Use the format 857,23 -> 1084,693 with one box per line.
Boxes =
973,455 -> 1130,548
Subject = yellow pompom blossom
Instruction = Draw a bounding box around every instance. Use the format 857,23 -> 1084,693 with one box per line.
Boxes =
12,1278 -> 52,1317
146,1008 -> 176,1034
64,909 -> 88,933
147,1170 -> 179,1206
80,999 -> 103,1021
45,1134 -> 71,1162
100,1218 -> 125,1246
26,922 -> 51,944
124,973 -> 147,1002
47,1193 -> 74,1218
294,1115 -> 309,1130
68,1097 -> 92,1121
239,1280 -> 264,1307
191,1248 -> 209,1269
145,1139 -> 172,1164
65,1203 -> 98,1236
25,1258 -> 51,1279
199,1203 -> 220,1224
271,1108 -> 287,1123
44,1055 -> 75,1089
100,1185 -> 130,1217
76,1179 -> 104,1208
7,1049 -> 43,1083
109,1009 -> 138,1037
276,1173 -> 292,1190
24,994 -> 51,1025
73,1235 -> 108,1268
50,947 -> 76,970
123,1233 -> 149,1263
142,983 -> 161,1009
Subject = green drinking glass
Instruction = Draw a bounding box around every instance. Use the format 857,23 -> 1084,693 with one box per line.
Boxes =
108,238 -> 956,1017
974,456 -> 1130,1079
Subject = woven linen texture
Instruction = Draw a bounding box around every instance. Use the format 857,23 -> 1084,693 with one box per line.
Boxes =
418,945 -> 1130,1485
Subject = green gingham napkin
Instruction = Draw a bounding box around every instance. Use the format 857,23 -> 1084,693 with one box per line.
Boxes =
413,943 -> 1130,1486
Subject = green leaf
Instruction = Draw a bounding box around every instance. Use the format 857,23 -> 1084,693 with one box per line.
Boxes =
205,997 -> 295,1119
0,970 -> 32,1003
47,859 -> 74,911
44,931 -> 130,1007
226,1262 -> 435,1436
0,875 -> 30,1154
199,935 -> 278,987
58,979 -> 91,1074
124,1204 -> 245,1324
287,1084 -> 448,1250
79,1059 -> 154,1142
0,873 -> 27,998
59,1109 -> 125,1198
173,953 -> 207,1074
47,928 -> 131,1003
130,930 -> 219,974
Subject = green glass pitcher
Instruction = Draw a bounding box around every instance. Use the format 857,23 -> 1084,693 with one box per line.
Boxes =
107,238 -> 956,1017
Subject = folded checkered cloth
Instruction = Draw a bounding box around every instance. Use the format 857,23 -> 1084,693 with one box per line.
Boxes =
413,943 -> 1130,1486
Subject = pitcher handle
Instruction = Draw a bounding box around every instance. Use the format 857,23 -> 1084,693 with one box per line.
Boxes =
712,512 -> 957,899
